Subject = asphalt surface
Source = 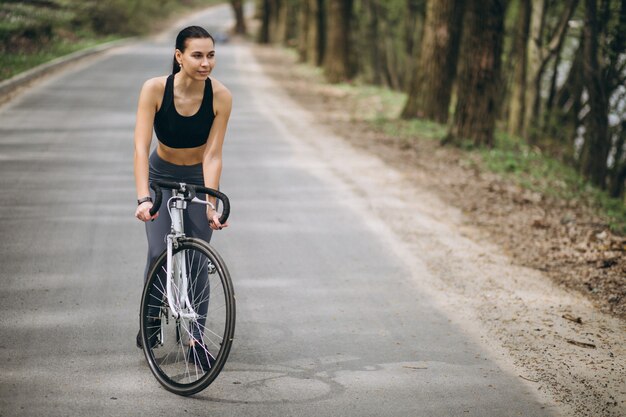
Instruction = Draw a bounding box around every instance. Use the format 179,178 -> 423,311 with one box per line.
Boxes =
0,5 -> 559,417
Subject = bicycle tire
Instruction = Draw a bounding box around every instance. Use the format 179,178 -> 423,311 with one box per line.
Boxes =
140,238 -> 235,396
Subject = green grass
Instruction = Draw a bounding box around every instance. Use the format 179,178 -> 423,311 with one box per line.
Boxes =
337,83 -> 406,119
0,36 -> 121,80
480,131 -> 626,233
373,117 -> 448,142
330,82 -> 449,142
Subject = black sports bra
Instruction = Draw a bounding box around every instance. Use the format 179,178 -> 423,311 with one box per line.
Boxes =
153,74 -> 215,149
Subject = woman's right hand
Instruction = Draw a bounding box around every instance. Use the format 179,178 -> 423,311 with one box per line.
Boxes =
135,201 -> 158,222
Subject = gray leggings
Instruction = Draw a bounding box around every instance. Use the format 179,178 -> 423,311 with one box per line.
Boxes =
144,151 -> 214,340
144,151 -> 214,279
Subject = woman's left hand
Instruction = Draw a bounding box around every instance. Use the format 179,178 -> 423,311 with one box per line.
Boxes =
207,207 -> 228,230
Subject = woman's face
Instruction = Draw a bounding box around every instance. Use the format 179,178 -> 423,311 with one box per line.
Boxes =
176,37 -> 215,80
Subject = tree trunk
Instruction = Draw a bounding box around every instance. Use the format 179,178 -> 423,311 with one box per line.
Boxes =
306,0 -> 324,66
274,0 -> 289,44
606,0 -> 626,196
539,32 -> 584,163
446,0 -> 507,147
230,0 -> 247,35
375,6 -> 403,90
507,0 -> 531,136
324,0 -> 353,82
360,0 -> 382,85
578,0 -> 610,188
555,33 -> 585,112
403,0 -> 426,90
544,45 -> 562,117
609,122 -> 626,198
384,30 -> 402,90
405,0 -> 425,59
297,0 -> 309,61
401,0 -> 464,122
258,0 -> 271,43
522,0 -> 545,140
284,0 -> 300,45
610,164 -> 626,199
267,0 -> 283,43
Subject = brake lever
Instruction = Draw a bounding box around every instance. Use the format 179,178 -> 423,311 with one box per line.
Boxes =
191,197 -> 216,211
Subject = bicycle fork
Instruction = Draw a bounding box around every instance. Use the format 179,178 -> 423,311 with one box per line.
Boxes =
166,196 -> 199,322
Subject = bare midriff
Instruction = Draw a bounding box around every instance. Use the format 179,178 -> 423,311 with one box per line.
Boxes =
157,141 -> 206,165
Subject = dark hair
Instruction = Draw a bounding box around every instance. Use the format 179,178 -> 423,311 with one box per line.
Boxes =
172,26 -> 215,74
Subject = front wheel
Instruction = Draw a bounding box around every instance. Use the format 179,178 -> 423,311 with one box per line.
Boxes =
140,238 -> 235,396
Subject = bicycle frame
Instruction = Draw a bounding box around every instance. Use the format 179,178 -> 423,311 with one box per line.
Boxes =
166,190 -> 199,322
147,181 -> 226,340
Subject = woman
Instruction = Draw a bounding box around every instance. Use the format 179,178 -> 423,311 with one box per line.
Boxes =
133,26 -> 231,364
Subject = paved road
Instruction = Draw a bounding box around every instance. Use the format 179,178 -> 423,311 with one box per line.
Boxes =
0,5 -> 558,417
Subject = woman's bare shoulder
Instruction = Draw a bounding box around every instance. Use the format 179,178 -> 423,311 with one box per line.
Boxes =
210,77 -> 232,100
142,76 -> 168,94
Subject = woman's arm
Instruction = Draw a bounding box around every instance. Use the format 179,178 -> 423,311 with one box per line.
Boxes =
203,80 -> 232,229
134,78 -> 161,222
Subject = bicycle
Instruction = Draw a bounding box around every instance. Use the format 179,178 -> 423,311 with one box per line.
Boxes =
139,180 -> 235,396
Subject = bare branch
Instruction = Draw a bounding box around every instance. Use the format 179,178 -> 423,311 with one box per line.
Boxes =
544,0 -> 580,56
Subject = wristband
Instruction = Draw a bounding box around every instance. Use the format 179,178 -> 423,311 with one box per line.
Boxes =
137,196 -> 153,205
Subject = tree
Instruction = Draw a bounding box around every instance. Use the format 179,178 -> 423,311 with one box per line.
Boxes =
257,0 -> 293,44
506,0 -> 531,136
522,0 -> 579,141
272,0 -> 290,44
578,0 -> 610,187
446,0 -> 507,146
354,0 -> 383,84
230,0 -> 247,35
543,31 -> 585,163
254,0 -> 626,198
405,0 -> 426,62
297,0 -> 310,61
604,0 -> 626,197
579,0 -> 626,189
324,0 -> 353,82
300,0 -> 325,66
258,0 -> 271,43
401,0 -> 464,122
610,121 -> 626,197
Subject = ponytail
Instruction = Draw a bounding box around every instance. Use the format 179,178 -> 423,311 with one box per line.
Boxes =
172,56 -> 180,74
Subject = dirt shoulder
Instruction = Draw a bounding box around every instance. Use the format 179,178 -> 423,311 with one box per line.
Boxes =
248,43 -> 626,417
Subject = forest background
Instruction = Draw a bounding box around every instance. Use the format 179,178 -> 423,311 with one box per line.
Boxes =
249,0 -> 626,217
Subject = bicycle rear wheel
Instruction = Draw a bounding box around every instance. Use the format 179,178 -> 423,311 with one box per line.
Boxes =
140,238 -> 235,396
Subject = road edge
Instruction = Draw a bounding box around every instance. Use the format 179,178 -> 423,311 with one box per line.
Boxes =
0,38 -> 136,105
